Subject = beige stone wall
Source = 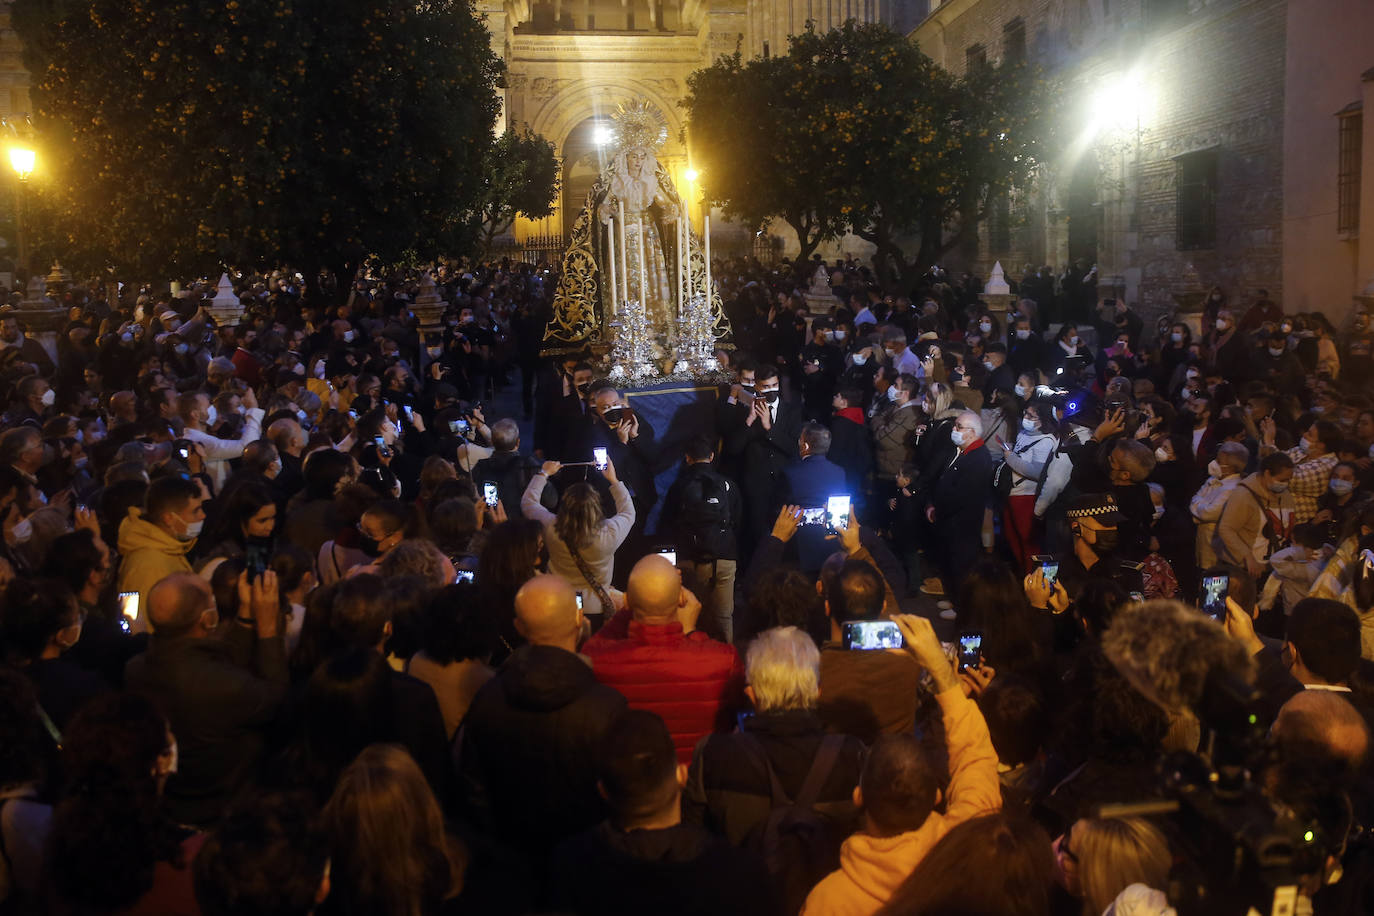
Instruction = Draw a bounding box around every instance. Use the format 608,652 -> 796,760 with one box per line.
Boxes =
0,2 -> 30,119
1281,0 -> 1374,322
913,0 -> 1287,330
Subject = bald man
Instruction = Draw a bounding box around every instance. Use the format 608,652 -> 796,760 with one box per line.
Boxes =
1271,689 -> 1371,786
583,556 -> 744,764
458,573 -> 627,861
125,570 -> 287,826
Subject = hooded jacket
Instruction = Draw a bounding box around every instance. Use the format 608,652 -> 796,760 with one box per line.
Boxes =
116,507 -> 194,630
457,643 -> 627,857
801,689 -> 1002,916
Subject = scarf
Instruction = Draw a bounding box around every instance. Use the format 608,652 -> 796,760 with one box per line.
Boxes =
835,406 -> 865,425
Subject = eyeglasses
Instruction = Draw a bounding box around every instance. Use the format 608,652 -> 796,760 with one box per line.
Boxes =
1058,835 -> 1079,865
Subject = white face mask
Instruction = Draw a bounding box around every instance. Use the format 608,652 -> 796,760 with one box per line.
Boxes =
181,518 -> 204,541
11,516 -> 34,543
342,330 -> 355,343
951,428 -> 968,447
1022,417 -> 1038,432
1154,446 -> 1170,462
40,388 -> 56,407
823,330 -> 836,342
887,385 -> 902,403
983,359 -> 996,371
1068,336 -> 1080,347
1215,319 -> 1228,331
206,405 -> 218,426
979,321 -> 992,334
1186,369 -> 1200,380
833,329 -> 846,341
852,353 -> 867,366
1207,459 -> 1224,479
1014,384 -> 1028,398
1015,328 -> 1031,340
314,363 -> 327,380
1329,478 -> 1354,496
1171,332 -> 1183,343
1268,347 -> 1284,357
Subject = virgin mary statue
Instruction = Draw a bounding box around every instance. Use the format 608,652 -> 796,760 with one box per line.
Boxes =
542,100 -> 730,366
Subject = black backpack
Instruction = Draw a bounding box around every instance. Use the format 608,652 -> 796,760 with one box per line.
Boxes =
739,733 -> 847,916
678,469 -> 734,562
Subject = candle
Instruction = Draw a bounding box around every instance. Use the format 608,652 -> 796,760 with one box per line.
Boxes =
683,207 -> 691,310
676,210 -> 684,318
606,211 -> 617,311
704,211 -> 712,307
617,199 -> 629,305
637,212 -> 648,307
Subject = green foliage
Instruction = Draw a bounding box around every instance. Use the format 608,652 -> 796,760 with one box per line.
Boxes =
12,0 -> 502,280
683,21 -> 1056,279
472,128 -> 560,255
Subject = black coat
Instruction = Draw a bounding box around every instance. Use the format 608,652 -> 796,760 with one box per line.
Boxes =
457,644 -> 627,858
723,397 -> 802,537
125,627 -> 289,826
827,413 -> 872,496
930,443 -> 995,577
471,449 -> 556,513
549,821 -> 777,916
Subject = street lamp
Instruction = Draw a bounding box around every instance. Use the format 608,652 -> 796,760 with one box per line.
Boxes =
8,143 -> 34,281
684,167 -> 698,182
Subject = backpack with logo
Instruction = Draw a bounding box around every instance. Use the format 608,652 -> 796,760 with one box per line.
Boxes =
739,733 -> 846,916
678,469 -> 734,562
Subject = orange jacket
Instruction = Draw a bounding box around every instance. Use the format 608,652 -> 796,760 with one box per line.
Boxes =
801,687 -> 1002,916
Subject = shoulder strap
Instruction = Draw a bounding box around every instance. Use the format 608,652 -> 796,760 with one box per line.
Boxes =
795,735 -> 846,808
566,542 -> 616,614
736,732 -> 791,807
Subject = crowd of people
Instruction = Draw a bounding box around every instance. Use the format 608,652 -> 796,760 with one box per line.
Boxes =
0,254 -> 1372,916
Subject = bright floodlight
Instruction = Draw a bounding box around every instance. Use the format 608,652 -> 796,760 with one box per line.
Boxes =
8,146 -> 34,180
1092,70 -> 1144,132
593,124 -> 613,147
684,168 -> 699,181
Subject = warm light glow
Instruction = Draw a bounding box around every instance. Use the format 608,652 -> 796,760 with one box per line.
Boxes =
1090,69 -> 1145,133
8,146 -> 34,180
592,124 -> 613,147
684,167 -> 699,181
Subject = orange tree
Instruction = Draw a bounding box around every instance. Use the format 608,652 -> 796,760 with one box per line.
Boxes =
471,129 -> 560,258
12,0 -> 501,287
684,22 -> 1054,284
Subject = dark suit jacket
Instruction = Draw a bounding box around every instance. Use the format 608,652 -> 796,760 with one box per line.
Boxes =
784,455 -> 849,508
723,398 -> 802,514
828,413 -> 872,496
931,443 -> 995,539
125,626 -> 288,825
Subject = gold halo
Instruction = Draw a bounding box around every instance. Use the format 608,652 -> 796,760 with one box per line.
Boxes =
610,99 -> 668,153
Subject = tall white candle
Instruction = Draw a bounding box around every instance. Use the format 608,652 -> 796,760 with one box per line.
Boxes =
704,211 -> 712,305
637,212 -> 648,307
683,207 -> 691,309
605,213 -> 617,310
676,211 -> 684,318
617,199 -> 629,305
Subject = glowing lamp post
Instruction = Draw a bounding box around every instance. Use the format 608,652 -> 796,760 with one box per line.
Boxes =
8,145 -> 34,280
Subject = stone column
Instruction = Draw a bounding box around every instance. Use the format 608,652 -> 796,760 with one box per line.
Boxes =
411,273 -> 449,374
204,273 -> 244,328
982,260 -> 1013,326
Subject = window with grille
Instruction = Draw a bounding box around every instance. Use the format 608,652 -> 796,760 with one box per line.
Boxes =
965,43 -> 987,74
988,193 -> 1011,253
1338,107 -> 1362,236
1002,18 -> 1025,63
1175,150 -> 1217,250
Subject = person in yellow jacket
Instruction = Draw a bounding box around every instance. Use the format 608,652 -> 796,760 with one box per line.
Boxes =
802,614 -> 1003,916
116,476 -> 207,633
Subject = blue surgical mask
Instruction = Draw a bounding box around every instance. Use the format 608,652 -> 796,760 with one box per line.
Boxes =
1329,479 -> 1354,496
852,353 -> 867,366
887,386 -> 901,403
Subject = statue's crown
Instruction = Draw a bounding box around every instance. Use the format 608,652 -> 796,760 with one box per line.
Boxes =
610,99 -> 668,152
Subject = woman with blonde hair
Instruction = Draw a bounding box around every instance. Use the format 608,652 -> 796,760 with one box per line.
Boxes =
521,456 -> 634,618
321,744 -> 467,916
1054,815 -> 1173,916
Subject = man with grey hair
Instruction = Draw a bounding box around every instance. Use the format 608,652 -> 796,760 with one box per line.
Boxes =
924,410 -> 994,596
1190,440 -> 1250,568
471,416 -> 555,510
684,626 -> 866,855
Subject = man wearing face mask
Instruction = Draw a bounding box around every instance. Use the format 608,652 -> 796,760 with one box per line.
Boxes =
1214,452 -> 1296,577
1260,419 -> 1340,524
723,364 -> 801,553
1006,316 -> 1045,378
1206,309 -> 1252,384
116,476 -> 207,631
1033,494 -> 1139,606
924,411 -> 994,595
1252,330 -> 1304,397
2,376 -> 56,429
126,571 -> 287,826
800,318 -> 842,421
980,344 -> 1016,400
1190,441 -> 1250,569
1,578 -> 106,731
179,390 -> 264,495
535,358 -> 592,462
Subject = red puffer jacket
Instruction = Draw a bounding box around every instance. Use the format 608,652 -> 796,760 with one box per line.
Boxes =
583,610 -> 745,764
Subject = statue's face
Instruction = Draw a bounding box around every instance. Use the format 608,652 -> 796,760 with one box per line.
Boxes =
627,148 -> 646,172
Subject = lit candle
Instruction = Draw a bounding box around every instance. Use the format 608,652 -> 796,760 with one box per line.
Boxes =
617,199 -> 629,305
683,206 -> 691,310
676,210 -> 684,318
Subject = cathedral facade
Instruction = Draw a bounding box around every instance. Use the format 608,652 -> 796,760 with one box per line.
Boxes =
478,0 -> 921,242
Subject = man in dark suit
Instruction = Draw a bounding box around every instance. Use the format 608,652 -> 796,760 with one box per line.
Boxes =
715,360 -> 757,483
722,364 -> 802,557
926,411 -> 995,594
784,422 -> 850,572
534,357 -> 593,461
